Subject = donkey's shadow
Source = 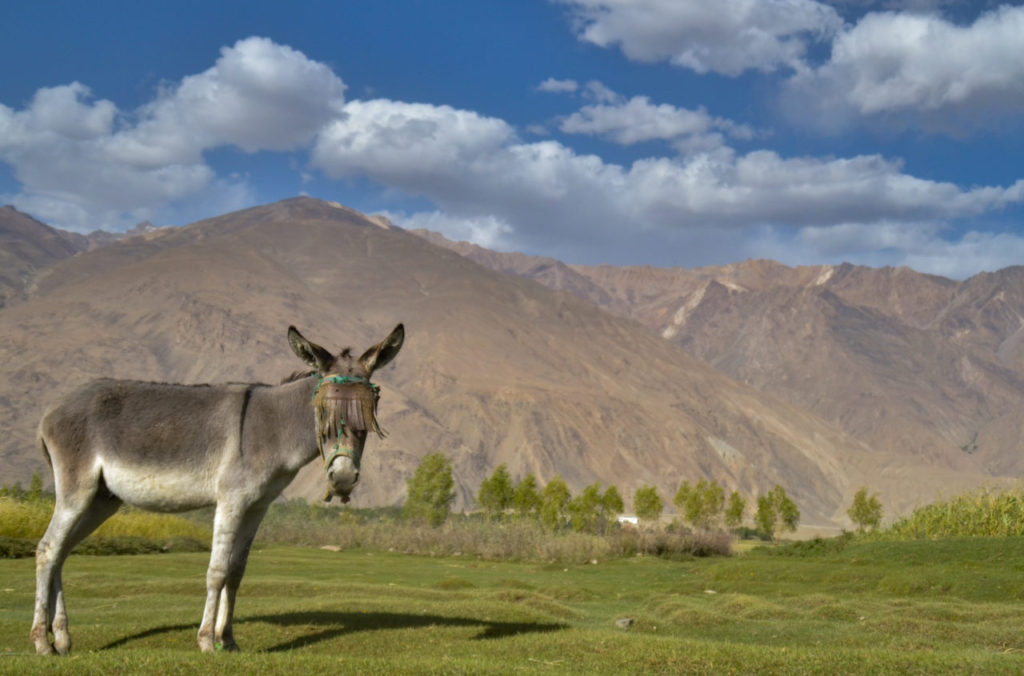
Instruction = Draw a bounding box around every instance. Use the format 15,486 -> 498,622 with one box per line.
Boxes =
102,610 -> 566,652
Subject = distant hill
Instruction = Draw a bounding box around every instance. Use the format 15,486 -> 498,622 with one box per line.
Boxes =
419,231 -> 1024,515
0,205 -> 86,308
0,197 -> 894,524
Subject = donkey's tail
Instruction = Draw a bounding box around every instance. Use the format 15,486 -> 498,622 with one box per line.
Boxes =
38,434 -> 54,475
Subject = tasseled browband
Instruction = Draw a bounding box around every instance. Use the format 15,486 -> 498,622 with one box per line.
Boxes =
312,375 -> 385,456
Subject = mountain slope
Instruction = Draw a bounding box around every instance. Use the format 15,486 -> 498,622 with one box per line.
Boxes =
419,233 -> 1024,505
0,198 -> 889,523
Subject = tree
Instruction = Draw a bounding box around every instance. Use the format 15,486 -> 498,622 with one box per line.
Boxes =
774,486 -> 800,532
847,487 -> 883,532
403,452 -> 455,527
633,485 -> 664,523
27,471 -> 44,502
755,485 -> 800,541
675,479 -> 725,530
600,485 -> 624,533
512,474 -> 541,520
754,495 -> 777,539
539,475 -> 571,531
724,490 -> 746,529
477,464 -> 514,520
568,483 -> 603,533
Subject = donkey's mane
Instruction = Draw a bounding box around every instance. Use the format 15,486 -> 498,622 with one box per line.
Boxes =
279,346 -> 355,384
281,370 -> 316,385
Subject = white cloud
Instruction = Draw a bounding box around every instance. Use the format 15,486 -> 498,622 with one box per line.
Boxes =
0,37 -> 344,232
385,210 -> 514,250
784,5 -> 1024,129
559,0 -> 843,75
538,77 -> 579,93
560,95 -> 752,151
309,95 -> 1024,267
748,220 -> 1024,280
1,34 -> 1020,277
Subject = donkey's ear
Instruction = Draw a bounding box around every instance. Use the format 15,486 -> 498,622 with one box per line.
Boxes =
359,323 -> 405,374
287,326 -> 334,372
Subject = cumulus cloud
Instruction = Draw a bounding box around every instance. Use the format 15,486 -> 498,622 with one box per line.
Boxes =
1,34 -> 1020,277
0,37 -> 345,232
558,0 -> 843,75
309,95 -> 1024,267
748,220 -> 1024,279
538,77 -> 579,93
385,210 -> 514,250
560,94 -> 753,152
783,5 -> 1024,130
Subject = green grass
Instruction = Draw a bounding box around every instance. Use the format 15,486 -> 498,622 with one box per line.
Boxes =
0,497 -> 212,541
3,537 -> 1024,673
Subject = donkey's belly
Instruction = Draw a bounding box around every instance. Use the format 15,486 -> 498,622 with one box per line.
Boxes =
102,463 -> 217,512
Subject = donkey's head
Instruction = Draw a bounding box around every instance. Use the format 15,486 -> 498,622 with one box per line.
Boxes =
287,324 -> 404,502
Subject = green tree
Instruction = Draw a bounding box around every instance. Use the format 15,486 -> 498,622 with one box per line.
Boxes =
403,452 -> 455,527
673,480 -> 692,514
633,485 -> 664,523
754,494 -> 777,539
675,479 -> 725,530
600,485 -> 624,533
477,464 -> 514,520
755,485 -> 801,541
773,486 -> 800,533
539,475 -> 571,531
847,487 -> 883,532
568,483 -> 603,533
512,474 -> 541,520
724,490 -> 746,529
27,471 -> 44,502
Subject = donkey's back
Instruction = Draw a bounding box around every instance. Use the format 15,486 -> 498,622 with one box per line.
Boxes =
41,378 -> 252,512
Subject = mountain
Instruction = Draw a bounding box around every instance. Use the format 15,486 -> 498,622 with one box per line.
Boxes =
0,205 -> 87,308
418,233 -> 1024,510
0,198 -> 890,524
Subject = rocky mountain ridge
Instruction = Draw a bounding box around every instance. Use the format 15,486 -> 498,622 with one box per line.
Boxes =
0,197 -> 904,524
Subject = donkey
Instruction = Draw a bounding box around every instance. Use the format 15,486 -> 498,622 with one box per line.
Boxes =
31,324 -> 404,655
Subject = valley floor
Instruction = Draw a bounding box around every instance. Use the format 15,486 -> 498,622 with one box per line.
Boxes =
2,539 -> 1024,673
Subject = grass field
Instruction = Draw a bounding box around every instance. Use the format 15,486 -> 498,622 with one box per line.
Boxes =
3,537 -> 1024,674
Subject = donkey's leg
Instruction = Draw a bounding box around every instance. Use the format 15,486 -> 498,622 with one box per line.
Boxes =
197,501 -> 248,653
214,502 -> 271,652
31,484 -> 111,655
48,494 -> 122,655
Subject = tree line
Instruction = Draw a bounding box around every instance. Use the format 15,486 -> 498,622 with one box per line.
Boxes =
399,452 -> 882,541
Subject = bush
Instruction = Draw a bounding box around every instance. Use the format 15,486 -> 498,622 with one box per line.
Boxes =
0,536 -> 37,558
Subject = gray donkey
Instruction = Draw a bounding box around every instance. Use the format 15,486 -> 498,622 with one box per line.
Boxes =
31,324 -> 404,655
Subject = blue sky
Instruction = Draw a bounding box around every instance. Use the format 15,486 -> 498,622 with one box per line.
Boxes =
1,1 -> 1023,278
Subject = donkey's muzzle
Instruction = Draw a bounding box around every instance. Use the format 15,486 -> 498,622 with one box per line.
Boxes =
325,454 -> 360,501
